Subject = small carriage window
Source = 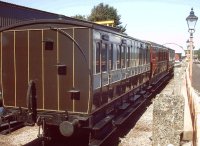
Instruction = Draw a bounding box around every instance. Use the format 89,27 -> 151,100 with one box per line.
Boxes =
57,65 -> 67,75
96,42 -> 100,73
69,89 -> 80,100
45,40 -> 54,50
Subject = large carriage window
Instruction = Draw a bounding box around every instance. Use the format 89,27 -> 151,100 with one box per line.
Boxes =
160,50 -> 162,61
133,42 -> 136,67
127,46 -> 130,67
137,43 -> 140,66
121,46 -> 126,68
139,47 -> 142,65
146,46 -> 150,64
101,43 -> 108,72
109,44 -> 114,70
96,42 -> 100,73
144,47 -> 147,64
117,45 -> 121,69
130,46 -> 134,67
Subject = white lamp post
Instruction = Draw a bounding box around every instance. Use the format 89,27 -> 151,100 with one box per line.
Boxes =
186,8 -> 198,80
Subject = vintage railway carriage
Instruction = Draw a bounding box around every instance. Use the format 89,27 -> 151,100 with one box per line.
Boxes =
0,18 -> 172,145
148,42 -> 171,84
168,48 -> 175,73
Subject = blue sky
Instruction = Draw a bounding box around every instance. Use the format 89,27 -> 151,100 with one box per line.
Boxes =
1,0 -> 200,54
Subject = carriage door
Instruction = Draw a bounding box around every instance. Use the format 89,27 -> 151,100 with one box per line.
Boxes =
43,28 -> 75,111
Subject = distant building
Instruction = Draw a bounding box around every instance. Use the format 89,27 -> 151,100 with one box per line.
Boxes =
175,53 -> 181,61
184,50 -> 190,61
0,1 -> 64,28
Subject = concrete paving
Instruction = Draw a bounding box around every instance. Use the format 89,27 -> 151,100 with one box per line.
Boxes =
192,63 -> 200,92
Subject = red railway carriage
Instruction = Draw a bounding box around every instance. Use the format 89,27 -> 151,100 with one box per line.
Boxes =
168,48 -> 175,72
0,18 -> 174,145
148,42 -> 174,84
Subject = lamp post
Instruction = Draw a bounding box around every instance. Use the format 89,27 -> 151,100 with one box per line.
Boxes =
186,8 -> 198,80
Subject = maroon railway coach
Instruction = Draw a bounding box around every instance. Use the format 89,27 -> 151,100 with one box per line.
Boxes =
148,42 -> 174,85
0,19 -> 174,145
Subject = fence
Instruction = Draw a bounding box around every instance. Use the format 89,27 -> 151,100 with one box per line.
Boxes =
185,65 -> 200,146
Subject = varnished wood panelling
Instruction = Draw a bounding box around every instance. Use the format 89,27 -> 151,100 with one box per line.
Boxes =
58,29 -> 73,111
15,31 -> 28,107
29,30 -> 43,109
74,28 -> 90,113
2,31 -> 15,106
0,32 -> 2,93
43,29 -> 58,110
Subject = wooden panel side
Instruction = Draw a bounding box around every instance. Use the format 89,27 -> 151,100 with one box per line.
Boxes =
2,31 -> 15,106
0,32 -> 1,93
15,31 -> 28,107
29,30 -> 43,109
58,29 -> 73,111
74,28 -> 90,113
43,29 -> 58,110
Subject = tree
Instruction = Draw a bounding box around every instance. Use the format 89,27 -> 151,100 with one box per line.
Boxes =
196,49 -> 200,60
71,15 -> 87,21
88,3 -> 126,32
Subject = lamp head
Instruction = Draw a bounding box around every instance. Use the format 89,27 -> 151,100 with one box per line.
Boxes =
186,8 -> 198,33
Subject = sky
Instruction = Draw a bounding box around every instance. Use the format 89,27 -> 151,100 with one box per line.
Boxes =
1,0 -> 200,54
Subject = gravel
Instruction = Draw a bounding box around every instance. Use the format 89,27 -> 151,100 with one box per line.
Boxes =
119,63 -> 189,146
119,103 -> 153,146
0,125 -> 38,146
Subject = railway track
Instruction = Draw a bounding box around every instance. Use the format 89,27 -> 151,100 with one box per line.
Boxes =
0,121 -> 24,135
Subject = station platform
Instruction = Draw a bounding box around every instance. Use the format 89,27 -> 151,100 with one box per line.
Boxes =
180,62 -> 200,145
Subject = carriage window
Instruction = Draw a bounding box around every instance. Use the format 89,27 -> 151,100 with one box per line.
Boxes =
45,40 -> 54,50
101,43 -> 108,72
130,46 -> 133,67
96,42 -> 100,73
121,46 -> 126,68
57,65 -> 67,75
160,50 -> 162,61
117,45 -> 121,69
109,44 -> 114,70
144,47 -> 146,64
137,43 -> 140,66
146,46 -> 150,64
127,46 -> 130,67
139,47 -> 142,65
141,47 -> 144,65
133,42 -> 136,66
164,51 -> 166,60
